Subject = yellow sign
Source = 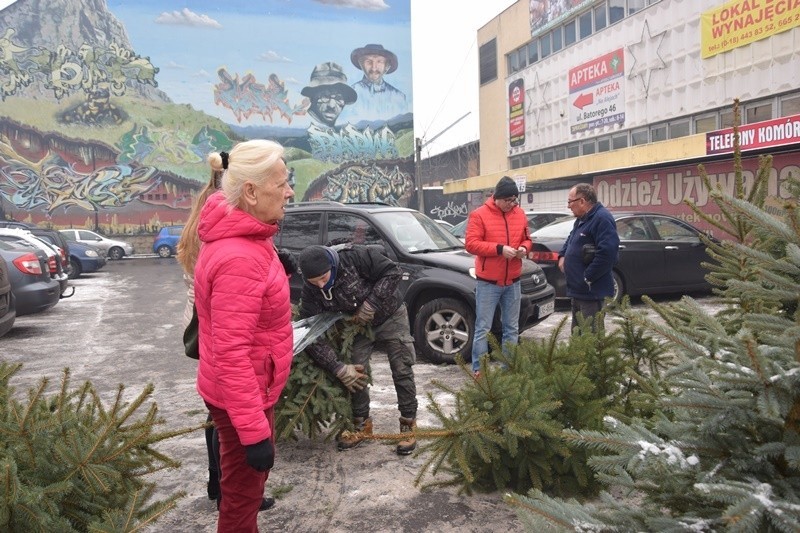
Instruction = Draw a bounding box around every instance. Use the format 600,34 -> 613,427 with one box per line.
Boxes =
701,0 -> 800,58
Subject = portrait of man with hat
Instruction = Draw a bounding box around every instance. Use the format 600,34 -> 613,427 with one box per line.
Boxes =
346,43 -> 408,122
301,61 -> 358,128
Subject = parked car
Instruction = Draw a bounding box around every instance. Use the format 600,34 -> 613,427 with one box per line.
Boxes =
433,219 -> 455,230
0,240 -> 60,316
529,212 -> 716,302
59,229 -> 134,260
63,241 -> 106,279
277,202 -> 556,364
449,210 -> 571,242
0,242 -> 15,337
0,221 -> 72,275
152,225 -> 184,258
0,229 -> 70,297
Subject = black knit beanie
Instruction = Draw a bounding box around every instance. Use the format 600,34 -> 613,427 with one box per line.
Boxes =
494,176 -> 518,199
299,245 -> 332,279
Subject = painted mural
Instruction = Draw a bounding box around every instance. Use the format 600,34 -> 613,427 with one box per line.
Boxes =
0,0 -> 414,233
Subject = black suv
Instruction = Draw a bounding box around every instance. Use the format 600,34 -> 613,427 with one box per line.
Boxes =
277,202 -> 556,364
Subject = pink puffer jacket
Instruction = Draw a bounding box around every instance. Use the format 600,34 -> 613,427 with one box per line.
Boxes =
194,191 -> 293,445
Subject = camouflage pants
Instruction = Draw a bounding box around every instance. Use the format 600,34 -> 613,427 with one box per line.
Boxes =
350,304 -> 418,419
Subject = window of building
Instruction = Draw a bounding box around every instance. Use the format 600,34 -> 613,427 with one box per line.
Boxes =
510,157 -> 521,169
542,150 -> 555,163
651,124 -> 667,142
780,93 -> 800,116
564,19 -> 577,47
540,33 -> 552,58
628,0 -> 646,15
594,4 -> 607,31
521,153 -> 531,167
579,10 -> 593,39
720,109 -> 736,128
631,128 -> 649,146
745,100 -> 773,123
527,41 -> 539,64
612,133 -> 629,150
581,140 -> 596,155
555,146 -> 566,160
567,143 -> 580,158
598,138 -> 611,152
552,26 -> 563,52
479,38 -> 497,84
508,51 -> 519,74
694,115 -> 717,133
530,152 -> 542,165
669,119 -> 691,138
609,0 -> 625,24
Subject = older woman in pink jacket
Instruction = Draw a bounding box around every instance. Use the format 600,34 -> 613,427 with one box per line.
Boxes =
194,140 -> 294,532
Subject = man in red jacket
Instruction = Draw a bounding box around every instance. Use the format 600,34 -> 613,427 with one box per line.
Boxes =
465,176 -> 532,375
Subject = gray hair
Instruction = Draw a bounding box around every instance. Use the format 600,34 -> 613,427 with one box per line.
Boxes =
208,139 -> 285,208
573,183 -> 597,204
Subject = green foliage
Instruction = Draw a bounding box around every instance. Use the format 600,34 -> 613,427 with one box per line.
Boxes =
415,309 -> 668,497
509,105 -> 800,532
275,319 -> 372,441
0,363 -> 195,532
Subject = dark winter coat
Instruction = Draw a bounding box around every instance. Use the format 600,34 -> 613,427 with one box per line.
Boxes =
559,202 -> 620,301
299,244 -> 403,373
465,198 -> 532,286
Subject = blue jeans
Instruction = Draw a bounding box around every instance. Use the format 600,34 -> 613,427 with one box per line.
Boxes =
471,280 -> 521,372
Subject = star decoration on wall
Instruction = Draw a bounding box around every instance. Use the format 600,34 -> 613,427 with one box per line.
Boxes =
627,19 -> 666,96
525,71 -> 551,127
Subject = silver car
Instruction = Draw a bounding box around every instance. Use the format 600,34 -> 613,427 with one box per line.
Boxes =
60,229 -> 134,260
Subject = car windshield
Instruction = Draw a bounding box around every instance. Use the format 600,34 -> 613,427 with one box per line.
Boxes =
531,218 -> 575,239
449,219 -> 467,239
372,211 -> 464,253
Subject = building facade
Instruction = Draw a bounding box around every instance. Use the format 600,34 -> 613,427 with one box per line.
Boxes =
445,0 -> 800,233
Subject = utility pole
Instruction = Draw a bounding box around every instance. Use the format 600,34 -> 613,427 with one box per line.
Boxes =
415,111 -> 471,217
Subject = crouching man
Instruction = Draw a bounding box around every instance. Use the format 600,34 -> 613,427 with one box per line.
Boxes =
298,243 -> 418,455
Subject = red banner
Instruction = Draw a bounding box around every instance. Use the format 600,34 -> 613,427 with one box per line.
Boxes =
707,114 -> 800,155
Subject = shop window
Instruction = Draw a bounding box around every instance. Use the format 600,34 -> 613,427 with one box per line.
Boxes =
479,38 -> 497,84
746,101 -> 773,123
631,128 -> 649,146
651,124 -> 667,142
780,93 -> 800,117
594,5 -> 607,31
694,115 -> 717,133
527,41 -> 539,64
669,119 -> 691,139
564,20 -> 577,47
579,10 -> 593,39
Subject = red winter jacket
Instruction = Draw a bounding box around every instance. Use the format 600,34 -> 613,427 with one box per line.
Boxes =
465,198 -> 532,286
194,192 -> 293,446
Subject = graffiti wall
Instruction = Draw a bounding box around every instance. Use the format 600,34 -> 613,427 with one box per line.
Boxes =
0,0 -> 414,233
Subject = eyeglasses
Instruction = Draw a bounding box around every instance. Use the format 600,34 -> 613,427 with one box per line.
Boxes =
499,197 -> 518,204
567,197 -> 585,205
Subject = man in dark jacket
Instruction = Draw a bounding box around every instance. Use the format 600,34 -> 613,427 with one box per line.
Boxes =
559,183 -> 620,332
298,243 -> 418,455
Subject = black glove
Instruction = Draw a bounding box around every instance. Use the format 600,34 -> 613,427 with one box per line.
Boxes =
277,249 -> 298,276
245,439 -> 275,472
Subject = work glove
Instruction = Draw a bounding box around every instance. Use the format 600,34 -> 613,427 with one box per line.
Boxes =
352,301 -> 376,325
277,249 -> 298,276
335,364 -> 368,393
245,438 -> 275,472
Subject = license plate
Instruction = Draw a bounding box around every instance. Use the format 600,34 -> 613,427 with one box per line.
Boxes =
538,300 -> 554,318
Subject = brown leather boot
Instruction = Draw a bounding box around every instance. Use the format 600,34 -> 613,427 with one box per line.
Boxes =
336,417 -> 373,451
396,417 -> 417,456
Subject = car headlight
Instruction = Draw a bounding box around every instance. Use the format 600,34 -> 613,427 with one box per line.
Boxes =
468,267 -> 476,279
85,250 -> 98,257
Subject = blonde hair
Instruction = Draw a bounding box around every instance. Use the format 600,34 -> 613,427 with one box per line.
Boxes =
177,169 -> 222,275
208,139 -> 285,208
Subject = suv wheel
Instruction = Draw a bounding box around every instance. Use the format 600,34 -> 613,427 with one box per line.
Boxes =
108,247 -> 125,260
156,245 -> 172,258
413,297 -> 473,365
